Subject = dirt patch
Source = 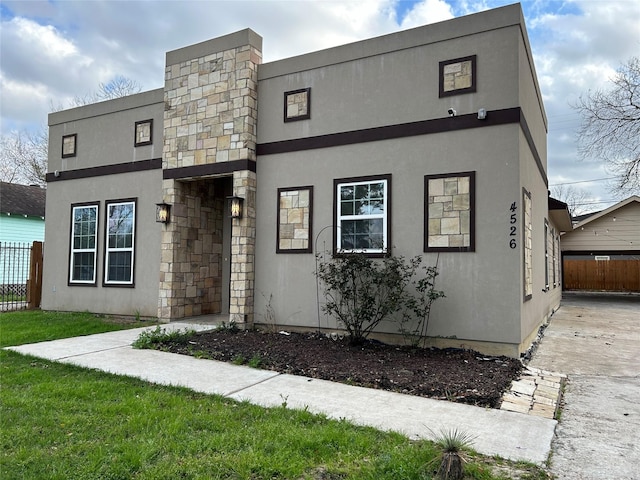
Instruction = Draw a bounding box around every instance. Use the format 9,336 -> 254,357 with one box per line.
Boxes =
161,329 -> 522,408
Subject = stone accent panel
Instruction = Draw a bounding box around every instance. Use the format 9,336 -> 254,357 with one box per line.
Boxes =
158,179 -> 225,320
277,186 -> 312,253
439,55 -> 476,97
284,88 -> 311,122
163,39 -> 261,169
523,188 -> 533,299
425,172 -> 475,252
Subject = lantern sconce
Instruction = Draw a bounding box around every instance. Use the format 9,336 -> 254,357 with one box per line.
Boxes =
156,202 -> 171,223
228,196 -> 244,219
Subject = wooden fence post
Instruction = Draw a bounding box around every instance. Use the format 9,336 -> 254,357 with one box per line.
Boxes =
28,241 -> 43,309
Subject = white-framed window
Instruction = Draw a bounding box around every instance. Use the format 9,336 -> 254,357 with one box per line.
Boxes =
69,203 -> 98,285
104,199 -> 136,285
334,175 -> 390,254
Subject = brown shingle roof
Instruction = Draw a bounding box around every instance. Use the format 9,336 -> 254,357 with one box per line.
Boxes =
0,182 -> 46,217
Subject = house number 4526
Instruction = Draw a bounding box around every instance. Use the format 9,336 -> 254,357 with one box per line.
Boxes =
509,202 -> 517,249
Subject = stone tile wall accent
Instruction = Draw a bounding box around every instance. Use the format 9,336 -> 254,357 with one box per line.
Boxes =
284,88 -> 311,122
158,179 -> 224,319
439,55 -> 476,97
425,172 -> 474,251
230,170 -> 257,326
523,189 -> 533,299
163,44 -> 261,169
277,187 -> 312,253
160,34 -> 261,322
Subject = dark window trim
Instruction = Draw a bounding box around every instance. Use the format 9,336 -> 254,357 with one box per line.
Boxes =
544,218 -> 550,292
284,88 -> 311,122
439,55 -> 477,98
332,173 -> 392,258
523,188 -> 533,302
102,198 -> 137,288
276,186 -> 314,254
423,171 -> 476,253
134,119 -> 153,147
62,133 -> 77,158
68,201 -> 100,287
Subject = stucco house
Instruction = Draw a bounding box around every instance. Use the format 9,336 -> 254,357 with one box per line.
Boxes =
42,3 -> 572,357
561,196 -> 639,291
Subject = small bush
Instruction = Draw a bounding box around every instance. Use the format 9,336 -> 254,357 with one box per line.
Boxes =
315,254 -> 416,344
132,326 -> 195,349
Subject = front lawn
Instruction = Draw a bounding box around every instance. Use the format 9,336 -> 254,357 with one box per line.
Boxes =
0,311 -> 548,479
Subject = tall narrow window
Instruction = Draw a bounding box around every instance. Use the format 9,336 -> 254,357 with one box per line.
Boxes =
69,203 -> 98,285
544,219 -> 549,291
104,199 -> 136,286
334,175 -> 390,255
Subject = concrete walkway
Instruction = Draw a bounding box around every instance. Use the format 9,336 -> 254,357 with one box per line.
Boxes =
6,323 -> 556,465
528,292 -> 640,480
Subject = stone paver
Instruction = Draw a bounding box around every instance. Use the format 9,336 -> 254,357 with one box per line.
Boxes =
500,366 -> 566,419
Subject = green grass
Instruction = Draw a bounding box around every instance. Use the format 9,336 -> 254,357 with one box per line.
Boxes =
0,310 -> 156,348
0,310 -> 549,479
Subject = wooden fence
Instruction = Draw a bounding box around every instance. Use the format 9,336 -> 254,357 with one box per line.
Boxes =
563,259 -> 640,292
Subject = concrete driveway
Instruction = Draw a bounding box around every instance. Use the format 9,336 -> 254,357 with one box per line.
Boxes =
528,292 -> 640,479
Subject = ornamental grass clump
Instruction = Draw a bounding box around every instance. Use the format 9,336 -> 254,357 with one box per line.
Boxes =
429,428 -> 476,480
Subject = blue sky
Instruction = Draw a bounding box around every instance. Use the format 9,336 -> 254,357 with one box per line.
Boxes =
1,0 -> 639,211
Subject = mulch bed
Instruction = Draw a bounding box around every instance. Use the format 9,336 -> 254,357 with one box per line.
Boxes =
159,329 -> 522,408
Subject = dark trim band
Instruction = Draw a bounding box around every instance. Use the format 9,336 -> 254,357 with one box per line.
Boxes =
47,158 -> 162,182
258,107 -> 547,187
162,159 -> 257,179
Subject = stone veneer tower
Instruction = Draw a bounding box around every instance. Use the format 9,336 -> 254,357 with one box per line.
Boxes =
158,30 -> 262,326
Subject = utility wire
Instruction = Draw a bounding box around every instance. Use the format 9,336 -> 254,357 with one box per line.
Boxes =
549,177 -> 615,186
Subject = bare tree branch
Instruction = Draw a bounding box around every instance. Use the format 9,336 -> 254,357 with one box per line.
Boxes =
550,185 -> 593,217
574,57 -> 640,196
2,76 -> 143,187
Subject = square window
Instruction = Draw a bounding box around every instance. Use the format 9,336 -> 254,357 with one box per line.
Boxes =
62,134 -> 77,158
439,55 -> 476,97
134,119 -> 153,146
284,88 -> 311,122
334,175 -> 391,255
424,172 -> 475,252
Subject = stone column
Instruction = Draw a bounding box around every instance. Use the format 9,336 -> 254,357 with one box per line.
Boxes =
229,170 -> 257,327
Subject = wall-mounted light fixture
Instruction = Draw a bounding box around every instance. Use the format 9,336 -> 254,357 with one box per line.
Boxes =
156,202 -> 171,223
477,108 -> 487,120
228,196 -> 244,219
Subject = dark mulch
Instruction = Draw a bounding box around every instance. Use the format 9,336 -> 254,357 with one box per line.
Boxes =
160,329 -> 522,408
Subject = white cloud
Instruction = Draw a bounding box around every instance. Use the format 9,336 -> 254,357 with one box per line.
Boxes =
399,0 -> 454,28
1,0 -> 638,204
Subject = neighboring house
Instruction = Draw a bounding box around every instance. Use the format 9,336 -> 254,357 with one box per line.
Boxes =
42,4 -> 573,357
561,196 -> 640,292
0,182 -> 46,285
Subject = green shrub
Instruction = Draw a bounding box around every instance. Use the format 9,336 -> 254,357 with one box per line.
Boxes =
316,253 -> 416,344
316,253 -> 445,346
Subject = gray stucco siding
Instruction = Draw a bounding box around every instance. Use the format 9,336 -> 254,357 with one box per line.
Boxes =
48,90 -> 164,173
255,124 -> 523,345
41,169 -> 162,317
257,27 -> 521,144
